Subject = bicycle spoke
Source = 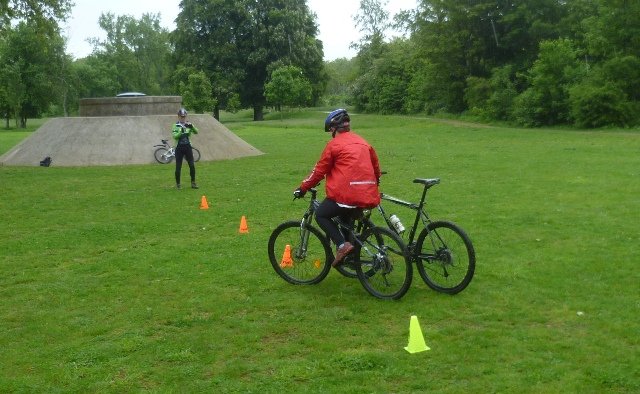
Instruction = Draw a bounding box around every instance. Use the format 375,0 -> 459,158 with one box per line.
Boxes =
355,227 -> 412,300
415,221 -> 475,294
268,221 -> 332,285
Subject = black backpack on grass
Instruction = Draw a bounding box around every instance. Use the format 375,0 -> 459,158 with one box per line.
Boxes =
39,156 -> 52,167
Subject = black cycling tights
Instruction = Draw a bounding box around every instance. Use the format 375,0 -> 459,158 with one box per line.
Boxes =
175,144 -> 196,185
315,198 -> 357,247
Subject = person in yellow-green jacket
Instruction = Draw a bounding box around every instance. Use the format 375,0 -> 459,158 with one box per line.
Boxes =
172,108 -> 199,189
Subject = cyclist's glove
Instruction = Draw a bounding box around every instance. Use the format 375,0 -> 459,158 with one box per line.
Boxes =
293,188 -> 306,199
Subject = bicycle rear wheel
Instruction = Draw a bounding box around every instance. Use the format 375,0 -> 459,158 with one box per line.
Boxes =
355,226 -> 412,300
192,147 -> 201,162
268,221 -> 332,285
415,221 -> 475,294
154,147 -> 172,164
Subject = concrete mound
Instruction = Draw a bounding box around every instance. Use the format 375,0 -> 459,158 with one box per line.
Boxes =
0,114 -> 263,167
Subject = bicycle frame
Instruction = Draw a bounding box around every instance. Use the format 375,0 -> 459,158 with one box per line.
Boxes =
378,188 -> 430,247
298,189 -> 381,259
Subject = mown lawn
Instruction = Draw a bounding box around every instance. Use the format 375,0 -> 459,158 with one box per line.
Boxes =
0,110 -> 638,392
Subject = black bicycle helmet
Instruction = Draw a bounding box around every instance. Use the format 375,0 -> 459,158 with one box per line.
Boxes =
178,108 -> 187,116
324,109 -> 350,132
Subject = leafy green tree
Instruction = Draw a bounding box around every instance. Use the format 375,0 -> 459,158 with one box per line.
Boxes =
352,38 -> 413,114
464,65 -> 518,121
0,22 -> 64,127
513,39 -> 583,126
351,0 -> 391,112
264,65 -> 312,111
463,76 -> 491,117
173,0 -> 324,121
323,57 -> 358,107
568,55 -> 640,128
569,82 -> 631,128
0,60 -> 24,128
352,0 -> 390,53
72,57 -> 120,99
402,0 -> 567,115
581,0 -> 640,60
180,71 -> 217,114
87,12 -> 172,95
1,0 -> 72,34
1,0 -> 72,122
485,65 -> 518,121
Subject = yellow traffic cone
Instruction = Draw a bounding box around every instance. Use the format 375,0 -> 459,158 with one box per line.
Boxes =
404,315 -> 430,353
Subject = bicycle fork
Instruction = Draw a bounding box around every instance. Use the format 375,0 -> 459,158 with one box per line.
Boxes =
295,214 -> 317,260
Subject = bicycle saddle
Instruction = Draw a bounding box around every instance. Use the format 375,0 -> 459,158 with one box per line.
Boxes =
413,178 -> 440,187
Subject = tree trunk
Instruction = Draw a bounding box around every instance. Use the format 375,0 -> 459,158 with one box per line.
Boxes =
63,89 -> 68,117
253,105 -> 264,121
213,105 -> 220,120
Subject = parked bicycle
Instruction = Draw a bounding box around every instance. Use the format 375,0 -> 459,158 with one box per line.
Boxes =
376,177 -> 475,294
267,188 -> 412,300
153,139 -> 201,164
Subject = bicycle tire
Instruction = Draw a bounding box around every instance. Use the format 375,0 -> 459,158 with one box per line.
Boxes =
355,226 -> 412,300
415,220 -> 475,294
192,147 -> 201,162
154,147 -> 172,164
267,220 -> 332,285
334,256 -> 358,278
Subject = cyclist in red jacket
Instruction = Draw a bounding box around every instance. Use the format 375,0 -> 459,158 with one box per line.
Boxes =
294,109 -> 381,267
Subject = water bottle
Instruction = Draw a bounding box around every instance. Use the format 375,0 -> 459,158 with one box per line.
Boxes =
389,214 -> 405,234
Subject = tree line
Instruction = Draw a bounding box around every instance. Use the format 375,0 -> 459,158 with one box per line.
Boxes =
1,0 -> 638,128
0,0 -> 323,126
339,0 -> 640,128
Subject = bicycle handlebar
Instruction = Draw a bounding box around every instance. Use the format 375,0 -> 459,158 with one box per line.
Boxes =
293,188 -> 317,201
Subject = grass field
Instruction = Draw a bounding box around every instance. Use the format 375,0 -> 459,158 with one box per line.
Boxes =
1,110 -> 638,392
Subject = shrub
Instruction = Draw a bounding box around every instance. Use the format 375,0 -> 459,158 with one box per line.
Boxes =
569,82 -> 633,128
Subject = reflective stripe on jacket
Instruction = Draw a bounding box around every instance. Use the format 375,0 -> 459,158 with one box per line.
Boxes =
300,131 -> 381,208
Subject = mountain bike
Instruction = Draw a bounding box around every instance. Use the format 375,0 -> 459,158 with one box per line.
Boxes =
376,177 -> 475,294
153,139 -> 201,164
267,188 -> 412,300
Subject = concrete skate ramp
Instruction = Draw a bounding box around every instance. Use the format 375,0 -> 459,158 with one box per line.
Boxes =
0,115 -> 263,167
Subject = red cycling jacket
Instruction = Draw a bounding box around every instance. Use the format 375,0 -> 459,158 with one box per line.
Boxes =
300,131 -> 381,208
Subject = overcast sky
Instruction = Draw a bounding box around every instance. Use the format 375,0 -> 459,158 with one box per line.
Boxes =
63,0 -> 417,61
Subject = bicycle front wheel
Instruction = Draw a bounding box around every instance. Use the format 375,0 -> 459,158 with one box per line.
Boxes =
415,221 -> 475,294
267,221 -> 332,285
192,147 -> 201,162
355,226 -> 412,300
154,147 -> 172,164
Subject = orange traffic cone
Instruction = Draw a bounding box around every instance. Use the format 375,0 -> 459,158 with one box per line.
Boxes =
239,215 -> 249,233
200,195 -> 209,210
280,244 -> 293,268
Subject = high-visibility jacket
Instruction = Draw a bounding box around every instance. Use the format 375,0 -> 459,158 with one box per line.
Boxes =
300,131 -> 381,208
172,121 -> 198,145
